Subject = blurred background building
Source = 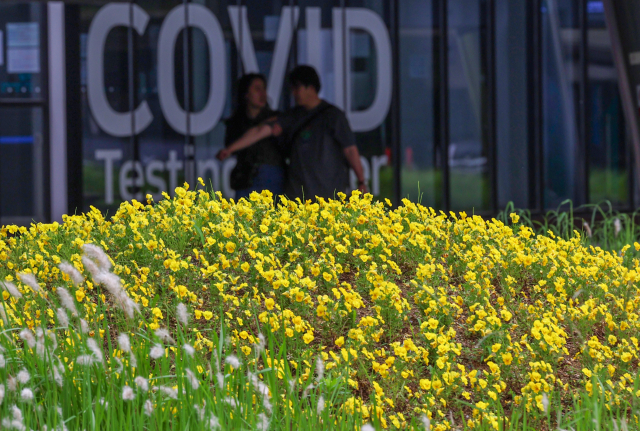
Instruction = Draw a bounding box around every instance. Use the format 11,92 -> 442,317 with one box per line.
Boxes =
1,0 -> 640,224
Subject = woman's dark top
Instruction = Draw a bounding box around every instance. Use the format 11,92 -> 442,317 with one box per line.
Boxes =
224,107 -> 284,168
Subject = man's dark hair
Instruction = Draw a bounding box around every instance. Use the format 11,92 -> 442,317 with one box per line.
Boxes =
288,65 -> 321,93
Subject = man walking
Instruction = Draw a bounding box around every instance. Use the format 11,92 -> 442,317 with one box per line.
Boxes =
217,65 -> 367,201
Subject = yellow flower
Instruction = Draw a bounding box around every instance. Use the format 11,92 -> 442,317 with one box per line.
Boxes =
510,212 -> 520,223
335,336 -> 345,348
502,352 -> 513,365
487,361 -> 500,375
303,332 -> 314,344
586,381 -> 593,395
225,242 -> 236,253
203,311 -> 213,320
265,298 -> 275,310
420,379 -> 431,390
152,307 -> 163,319
147,240 -> 158,251
476,401 -> 489,410
75,290 -> 85,302
241,346 -> 251,356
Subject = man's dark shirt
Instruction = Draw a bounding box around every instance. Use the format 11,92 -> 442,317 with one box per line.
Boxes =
276,100 -> 356,200
224,107 -> 283,168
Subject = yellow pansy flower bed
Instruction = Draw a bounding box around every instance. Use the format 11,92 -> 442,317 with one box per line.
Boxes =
0,184 -> 639,430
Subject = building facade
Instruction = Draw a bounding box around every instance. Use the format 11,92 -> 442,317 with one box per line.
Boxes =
0,0 -> 638,224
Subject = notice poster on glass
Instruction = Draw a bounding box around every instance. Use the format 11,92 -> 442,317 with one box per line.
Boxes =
6,23 -> 39,48
6,23 -> 39,73
7,47 -> 39,73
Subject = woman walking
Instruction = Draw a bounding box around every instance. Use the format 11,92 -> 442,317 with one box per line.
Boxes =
224,73 -> 284,200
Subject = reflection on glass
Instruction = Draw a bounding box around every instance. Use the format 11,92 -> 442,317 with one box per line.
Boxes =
81,5 -> 131,213
587,4 -> 629,206
296,0 -> 339,106
193,0 -> 236,198
0,107 -> 44,222
245,2 -> 297,112
135,0 -> 187,202
495,1 -> 529,209
334,0 -> 393,201
542,0 -> 580,208
448,0 -> 490,211
399,0 -> 437,206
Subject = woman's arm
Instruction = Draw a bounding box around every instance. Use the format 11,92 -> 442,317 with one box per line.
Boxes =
216,123 -> 274,160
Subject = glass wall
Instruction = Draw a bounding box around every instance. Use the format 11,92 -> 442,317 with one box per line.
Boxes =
344,0 -> 394,201
448,0 -> 491,212
1,0 -> 636,222
587,2 -> 630,206
296,0 -> 340,106
0,107 -> 44,222
80,4 -> 133,213
134,0 -> 188,202
541,0 -> 582,208
398,0 -> 438,206
0,2 -> 46,224
495,0 -> 529,209
191,0 -> 235,198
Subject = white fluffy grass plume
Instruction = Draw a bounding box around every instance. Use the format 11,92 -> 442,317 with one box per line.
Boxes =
58,262 -> 85,286
17,273 -> 40,292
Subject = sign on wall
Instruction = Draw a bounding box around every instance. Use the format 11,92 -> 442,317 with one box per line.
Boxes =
84,3 -> 393,203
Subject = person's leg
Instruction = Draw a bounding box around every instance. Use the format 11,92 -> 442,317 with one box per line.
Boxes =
247,165 -> 284,204
257,165 -> 285,196
236,165 -> 285,201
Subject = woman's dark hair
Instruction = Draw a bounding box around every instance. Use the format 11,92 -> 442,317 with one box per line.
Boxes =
288,65 -> 321,93
230,73 -> 267,120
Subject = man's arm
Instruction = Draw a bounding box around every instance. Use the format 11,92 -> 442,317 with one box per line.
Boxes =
216,123 -> 278,160
343,145 -> 368,193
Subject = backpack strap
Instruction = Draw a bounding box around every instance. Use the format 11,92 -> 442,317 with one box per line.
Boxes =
289,103 -> 333,144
